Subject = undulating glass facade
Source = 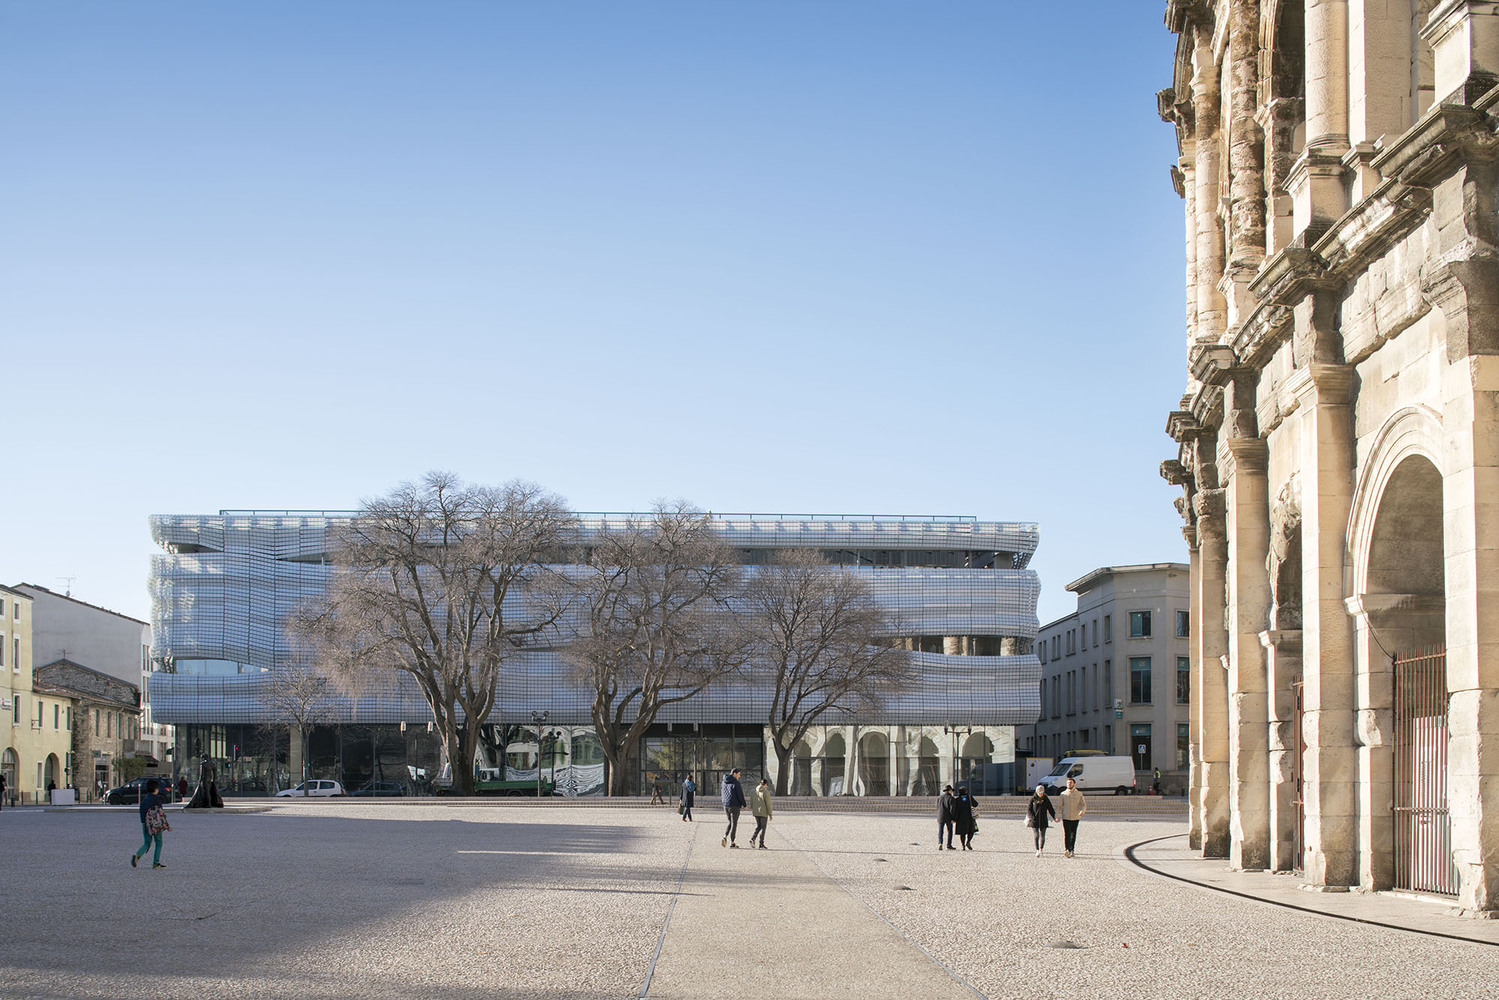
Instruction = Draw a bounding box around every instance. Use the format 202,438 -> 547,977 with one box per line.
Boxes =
149,512 -> 1041,794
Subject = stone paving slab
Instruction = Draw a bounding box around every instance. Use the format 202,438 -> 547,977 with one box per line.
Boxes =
643,820 -> 977,999
0,803 -> 1493,1000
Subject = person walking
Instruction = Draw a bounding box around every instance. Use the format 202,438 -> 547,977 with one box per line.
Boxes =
1058,777 -> 1087,857
720,767 -> 747,848
952,785 -> 979,850
748,778 -> 774,849
680,775 -> 696,822
936,785 -> 956,850
0,771 -> 6,811
130,778 -> 171,870
1025,784 -> 1056,857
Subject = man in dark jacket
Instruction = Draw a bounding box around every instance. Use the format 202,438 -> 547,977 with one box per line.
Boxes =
720,768 -> 747,848
936,785 -> 956,850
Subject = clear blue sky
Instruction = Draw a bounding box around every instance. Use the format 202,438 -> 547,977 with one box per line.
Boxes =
2,2 -> 1186,626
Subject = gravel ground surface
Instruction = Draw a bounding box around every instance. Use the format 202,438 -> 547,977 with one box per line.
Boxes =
0,803 -> 1493,999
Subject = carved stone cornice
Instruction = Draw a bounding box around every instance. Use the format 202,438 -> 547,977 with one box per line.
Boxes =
1164,0 -> 1208,34
1370,102 -> 1499,189
1258,629 -> 1303,653
1248,245 -> 1334,306
1160,458 -> 1192,486
1189,343 -> 1239,385
1165,410 -> 1202,443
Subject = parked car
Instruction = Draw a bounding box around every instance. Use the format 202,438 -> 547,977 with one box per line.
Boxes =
348,781 -> 405,797
105,777 -> 166,805
274,779 -> 346,797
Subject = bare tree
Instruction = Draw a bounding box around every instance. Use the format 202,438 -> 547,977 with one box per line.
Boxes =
263,664 -> 337,795
739,549 -> 908,795
293,472 -> 574,795
567,502 -> 743,796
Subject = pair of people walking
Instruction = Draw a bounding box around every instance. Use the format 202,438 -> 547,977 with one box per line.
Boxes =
719,768 -> 774,849
1027,778 -> 1086,857
936,785 -> 979,849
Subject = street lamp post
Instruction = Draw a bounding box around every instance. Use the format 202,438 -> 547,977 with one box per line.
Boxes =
530,710 -> 549,798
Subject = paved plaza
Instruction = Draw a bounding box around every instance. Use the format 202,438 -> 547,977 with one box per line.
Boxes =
0,801 -> 1494,999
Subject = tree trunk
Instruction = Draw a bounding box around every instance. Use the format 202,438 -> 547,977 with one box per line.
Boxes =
773,739 -> 794,796
452,724 -> 479,796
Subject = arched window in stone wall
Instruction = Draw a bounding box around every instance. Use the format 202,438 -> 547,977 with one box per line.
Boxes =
1263,0 -> 1305,256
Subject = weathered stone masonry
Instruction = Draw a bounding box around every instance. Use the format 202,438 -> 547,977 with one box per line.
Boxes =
1160,0 -> 1499,912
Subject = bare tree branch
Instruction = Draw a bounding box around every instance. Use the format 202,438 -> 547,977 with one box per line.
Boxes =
566,502 -> 744,795
738,549 -> 909,795
292,472 -> 574,795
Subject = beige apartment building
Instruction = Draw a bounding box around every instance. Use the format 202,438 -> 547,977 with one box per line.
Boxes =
1,587 -> 71,804
1160,1 -> 1499,911
1034,565 -> 1191,792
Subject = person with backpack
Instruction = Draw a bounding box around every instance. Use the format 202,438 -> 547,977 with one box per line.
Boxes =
130,778 -> 171,870
720,768 -> 747,848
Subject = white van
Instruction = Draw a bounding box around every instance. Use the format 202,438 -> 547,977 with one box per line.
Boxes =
1038,756 -> 1137,796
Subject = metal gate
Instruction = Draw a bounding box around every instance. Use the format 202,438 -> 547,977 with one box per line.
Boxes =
1393,647 -> 1458,896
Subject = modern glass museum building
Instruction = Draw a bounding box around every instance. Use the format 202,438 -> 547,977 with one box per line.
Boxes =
148,511 -> 1041,796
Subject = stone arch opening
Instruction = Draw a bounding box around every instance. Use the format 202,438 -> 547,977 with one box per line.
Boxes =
911,736 -> 941,797
44,754 -> 60,793
1348,425 -> 1446,891
822,733 -> 846,795
859,732 -> 890,796
791,740 -> 813,796
1,748 -> 15,806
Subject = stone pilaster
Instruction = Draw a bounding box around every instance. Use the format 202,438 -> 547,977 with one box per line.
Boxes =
1225,433 -> 1272,871
1291,359 -> 1360,889
1194,486 -> 1232,858
1290,1 -> 1352,237
1441,352 -> 1499,912
1422,0 -> 1499,105
1187,528 -> 1204,851
1261,629 -> 1304,871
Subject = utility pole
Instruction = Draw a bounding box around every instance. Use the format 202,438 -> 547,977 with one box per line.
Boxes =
530,710 -> 549,798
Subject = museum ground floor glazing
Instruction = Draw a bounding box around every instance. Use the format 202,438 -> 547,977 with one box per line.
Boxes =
169,721 -> 1019,797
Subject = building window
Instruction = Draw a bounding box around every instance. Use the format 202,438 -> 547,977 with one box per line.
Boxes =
1176,610 -> 1190,637
11,637 -> 17,670
1066,630 -> 1076,655
1051,636 -> 1060,659
1130,656 -> 1152,704
1130,723 -> 1153,771
94,710 -> 100,736
53,704 -> 59,729
1129,610 -> 1152,638
1080,623 -> 1086,648
1103,615 -> 1112,642
1092,619 -> 1099,647
1177,723 -> 1190,770
12,698 -> 18,724
1177,656 -> 1191,704
1066,670 -> 1076,715
106,713 -> 111,738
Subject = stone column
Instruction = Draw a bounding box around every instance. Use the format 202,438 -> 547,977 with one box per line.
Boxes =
1187,527 -> 1204,851
1291,359 -> 1360,889
1441,351 -> 1499,913
1422,0 -> 1499,104
1192,28 -> 1227,340
1225,432 -> 1272,871
1195,486 -> 1233,857
1225,0 -> 1266,323
1261,629 -> 1305,871
1291,1 -> 1352,236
